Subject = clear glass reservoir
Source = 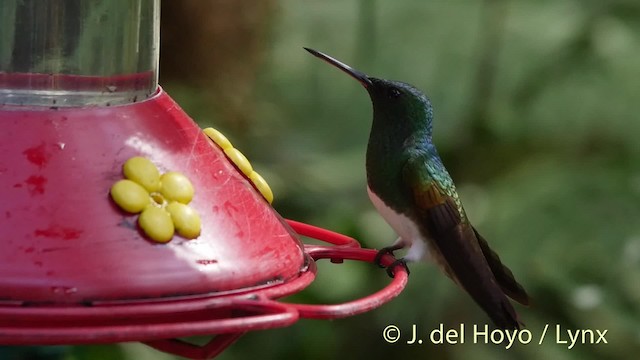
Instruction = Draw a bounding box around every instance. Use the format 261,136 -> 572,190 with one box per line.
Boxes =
0,0 -> 159,107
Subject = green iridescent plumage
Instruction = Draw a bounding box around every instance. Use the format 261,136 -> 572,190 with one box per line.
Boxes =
306,48 -> 529,329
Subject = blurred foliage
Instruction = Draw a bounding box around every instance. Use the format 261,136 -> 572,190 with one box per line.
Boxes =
166,0 -> 640,359
160,0 -> 276,128
8,0 -> 640,359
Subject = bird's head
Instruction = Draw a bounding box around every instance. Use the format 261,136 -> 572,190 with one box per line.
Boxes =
305,48 -> 433,136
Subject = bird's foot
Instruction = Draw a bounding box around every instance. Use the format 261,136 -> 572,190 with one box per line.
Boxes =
373,245 -> 403,268
386,258 -> 410,278
374,244 -> 409,277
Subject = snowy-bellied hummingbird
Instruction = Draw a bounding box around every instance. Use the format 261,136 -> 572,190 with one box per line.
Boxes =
305,47 -> 529,329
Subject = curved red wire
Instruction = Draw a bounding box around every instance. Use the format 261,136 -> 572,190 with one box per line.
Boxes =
283,218 -> 409,319
285,219 -> 361,248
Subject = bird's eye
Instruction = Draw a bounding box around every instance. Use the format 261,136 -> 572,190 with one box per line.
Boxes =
389,88 -> 401,99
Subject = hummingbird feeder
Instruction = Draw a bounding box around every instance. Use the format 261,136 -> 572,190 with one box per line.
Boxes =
0,1 -> 408,359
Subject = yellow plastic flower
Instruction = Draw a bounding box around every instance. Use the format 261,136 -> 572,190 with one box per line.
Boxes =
203,127 -> 274,204
110,157 -> 201,243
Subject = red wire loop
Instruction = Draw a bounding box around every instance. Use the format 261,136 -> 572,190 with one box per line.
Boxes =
148,219 -> 409,358
284,219 -> 409,319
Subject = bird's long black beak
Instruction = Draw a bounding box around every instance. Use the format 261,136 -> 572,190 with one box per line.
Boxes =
304,47 -> 372,88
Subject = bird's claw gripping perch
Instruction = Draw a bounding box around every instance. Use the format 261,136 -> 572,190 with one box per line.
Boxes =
386,258 -> 410,278
373,245 -> 402,268
374,246 -> 410,278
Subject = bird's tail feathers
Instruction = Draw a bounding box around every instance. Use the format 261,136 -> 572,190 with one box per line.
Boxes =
473,227 -> 530,306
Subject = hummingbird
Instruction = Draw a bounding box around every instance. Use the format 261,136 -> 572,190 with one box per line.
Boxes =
305,48 -> 529,329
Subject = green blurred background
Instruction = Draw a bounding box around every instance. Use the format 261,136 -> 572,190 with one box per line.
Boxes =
6,0 -> 640,359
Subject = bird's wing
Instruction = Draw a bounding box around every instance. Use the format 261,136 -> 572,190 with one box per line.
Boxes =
402,155 -> 522,329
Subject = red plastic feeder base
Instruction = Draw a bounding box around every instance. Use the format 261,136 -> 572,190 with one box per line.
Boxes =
0,220 -> 407,359
0,80 -> 408,359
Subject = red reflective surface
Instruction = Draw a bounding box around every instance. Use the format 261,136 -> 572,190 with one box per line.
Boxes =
0,87 -> 305,303
0,84 -> 408,360
0,219 -> 407,360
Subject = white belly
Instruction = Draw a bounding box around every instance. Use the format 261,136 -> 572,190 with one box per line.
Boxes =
367,186 -> 429,262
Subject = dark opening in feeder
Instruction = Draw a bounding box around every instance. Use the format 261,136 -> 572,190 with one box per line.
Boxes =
0,1 -> 408,359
